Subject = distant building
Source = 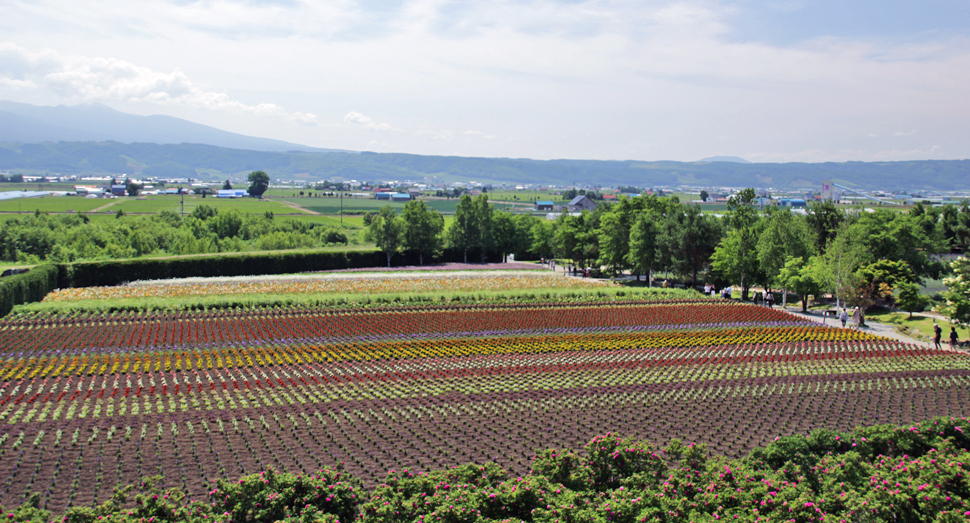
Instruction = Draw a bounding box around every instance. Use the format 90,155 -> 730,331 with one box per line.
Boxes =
535,200 -> 556,211
777,199 -> 807,208
820,181 -> 841,202
390,193 -> 411,202
111,185 -> 127,196
567,195 -> 597,212
217,189 -> 249,198
602,194 -> 617,201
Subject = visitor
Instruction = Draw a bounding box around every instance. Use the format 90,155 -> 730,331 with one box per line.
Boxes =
710,286 -> 716,299
934,322 -> 942,349
950,327 -> 959,349
765,292 -> 774,308
840,308 -> 848,328
704,283 -> 711,294
663,279 -> 668,288
852,307 -> 860,328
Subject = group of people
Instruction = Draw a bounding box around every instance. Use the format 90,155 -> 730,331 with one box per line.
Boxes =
541,259 -> 591,278
702,283 -> 738,301
934,322 -> 964,350
837,307 -> 864,328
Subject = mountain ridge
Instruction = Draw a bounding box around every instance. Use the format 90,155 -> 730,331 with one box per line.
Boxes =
0,100 -> 351,154
0,140 -> 967,190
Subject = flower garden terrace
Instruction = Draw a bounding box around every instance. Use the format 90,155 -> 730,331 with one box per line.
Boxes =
0,299 -> 969,514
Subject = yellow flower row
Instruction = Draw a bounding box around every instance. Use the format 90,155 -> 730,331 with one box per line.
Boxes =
0,326 -> 878,380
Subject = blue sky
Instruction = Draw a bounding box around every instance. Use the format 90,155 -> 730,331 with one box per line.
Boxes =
1,0 -> 968,162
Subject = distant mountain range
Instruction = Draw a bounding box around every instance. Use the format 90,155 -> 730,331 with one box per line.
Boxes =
0,101 -> 348,153
0,101 -> 967,190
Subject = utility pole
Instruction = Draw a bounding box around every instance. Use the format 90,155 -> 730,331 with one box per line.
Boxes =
340,188 -> 343,225
180,187 -> 184,216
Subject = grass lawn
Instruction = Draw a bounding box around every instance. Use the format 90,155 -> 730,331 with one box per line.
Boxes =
113,195 -> 305,215
0,196 -> 112,214
863,309 -> 957,341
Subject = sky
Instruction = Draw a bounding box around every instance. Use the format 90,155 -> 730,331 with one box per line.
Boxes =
1,0 -> 969,163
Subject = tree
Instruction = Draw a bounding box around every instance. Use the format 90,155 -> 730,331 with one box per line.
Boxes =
222,179 -> 233,190
776,256 -> 824,312
895,281 -> 929,318
125,179 -> 141,197
366,205 -> 405,267
531,220 -> 556,260
492,211 -> 528,263
940,257 -> 970,327
757,209 -> 813,306
628,212 -> 659,283
806,201 -> 844,254
596,211 -> 629,275
723,188 -> 759,299
471,194 -> 494,263
815,221 -> 868,311
662,205 -> 721,287
448,194 -> 478,263
699,190 -> 709,202
401,199 -> 444,265
852,259 -> 915,312
248,171 -> 270,198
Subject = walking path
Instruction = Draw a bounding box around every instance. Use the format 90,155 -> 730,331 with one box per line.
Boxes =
775,305 -> 963,352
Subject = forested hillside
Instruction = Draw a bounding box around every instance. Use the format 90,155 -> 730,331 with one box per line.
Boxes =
2,141 -> 969,189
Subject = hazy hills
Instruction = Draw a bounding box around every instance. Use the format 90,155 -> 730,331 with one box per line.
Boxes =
1,141 -> 968,190
0,101 -> 347,154
1,101 -> 968,190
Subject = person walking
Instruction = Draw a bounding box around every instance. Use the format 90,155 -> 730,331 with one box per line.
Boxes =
765,292 -> 774,308
851,307 -> 860,328
840,308 -> 848,328
934,322 -> 943,349
951,327 -> 959,349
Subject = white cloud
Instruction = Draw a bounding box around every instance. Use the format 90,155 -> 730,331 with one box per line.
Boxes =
0,42 -> 317,123
343,111 -> 398,131
893,130 -> 917,136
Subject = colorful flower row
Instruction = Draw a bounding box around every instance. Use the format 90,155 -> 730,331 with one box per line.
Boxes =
41,274 -> 608,303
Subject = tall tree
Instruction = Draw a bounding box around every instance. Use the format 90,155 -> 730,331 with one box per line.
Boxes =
662,205 -> 721,287
448,194 -> 478,263
247,171 -> 270,199
776,256 -> 825,312
814,221 -> 868,311
721,188 -> 759,299
471,194 -> 494,263
531,220 -> 556,260
366,205 -> 405,267
401,199 -> 444,265
628,212 -> 659,283
757,209 -> 813,305
805,201 -> 844,254
941,257 -> 970,328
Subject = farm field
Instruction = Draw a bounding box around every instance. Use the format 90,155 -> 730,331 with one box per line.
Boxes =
277,196 -> 522,215
0,196 -> 110,214
0,270 -> 968,515
111,195 -> 306,215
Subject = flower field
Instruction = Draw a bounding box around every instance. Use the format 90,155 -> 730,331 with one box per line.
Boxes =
41,273 -> 607,303
0,298 -> 968,514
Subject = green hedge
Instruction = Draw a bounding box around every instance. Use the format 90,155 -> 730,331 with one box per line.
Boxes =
0,264 -> 59,317
58,247 -> 504,288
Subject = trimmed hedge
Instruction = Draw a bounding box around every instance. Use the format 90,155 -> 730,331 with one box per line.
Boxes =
0,264 -> 59,317
58,247 -> 504,288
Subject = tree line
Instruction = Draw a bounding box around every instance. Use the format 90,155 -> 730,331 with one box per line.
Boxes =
370,191 -> 967,315
0,205 -> 348,263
